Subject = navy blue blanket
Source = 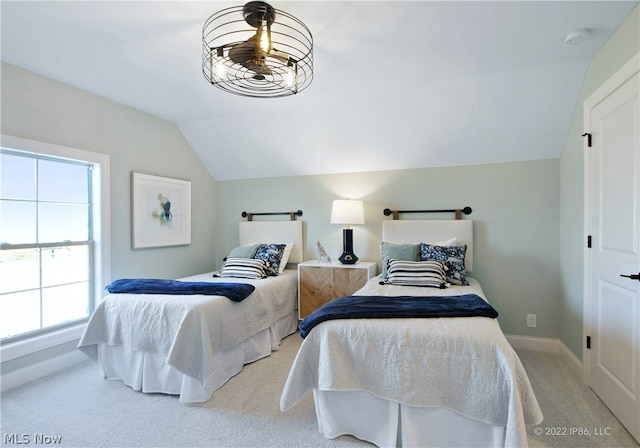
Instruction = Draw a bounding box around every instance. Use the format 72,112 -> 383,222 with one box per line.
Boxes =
299,294 -> 498,338
105,279 -> 256,302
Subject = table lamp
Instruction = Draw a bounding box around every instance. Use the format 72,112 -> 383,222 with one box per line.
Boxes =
330,199 -> 364,264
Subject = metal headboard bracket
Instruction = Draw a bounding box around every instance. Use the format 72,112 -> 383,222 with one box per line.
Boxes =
241,210 -> 303,221
383,206 -> 472,220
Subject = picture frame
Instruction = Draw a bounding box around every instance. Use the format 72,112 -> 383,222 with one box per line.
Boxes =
131,172 -> 191,249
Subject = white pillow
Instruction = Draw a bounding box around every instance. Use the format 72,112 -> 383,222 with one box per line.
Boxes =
432,237 -> 457,246
278,243 -> 294,274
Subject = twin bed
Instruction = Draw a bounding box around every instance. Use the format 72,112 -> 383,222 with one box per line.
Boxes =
79,217 -> 541,447
281,219 -> 543,447
78,220 -> 303,403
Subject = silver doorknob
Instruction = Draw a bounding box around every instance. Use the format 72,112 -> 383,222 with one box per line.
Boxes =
620,273 -> 640,281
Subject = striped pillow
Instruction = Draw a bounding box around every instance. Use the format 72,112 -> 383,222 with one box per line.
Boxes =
386,259 -> 448,288
221,258 -> 267,279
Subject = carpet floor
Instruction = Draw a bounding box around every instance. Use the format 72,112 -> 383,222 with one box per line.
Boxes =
1,333 -> 638,447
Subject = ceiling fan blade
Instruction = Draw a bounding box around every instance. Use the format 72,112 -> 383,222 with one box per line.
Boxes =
228,35 -> 272,75
269,49 -> 291,64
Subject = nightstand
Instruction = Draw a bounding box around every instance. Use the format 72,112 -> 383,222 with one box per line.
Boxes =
298,260 -> 377,319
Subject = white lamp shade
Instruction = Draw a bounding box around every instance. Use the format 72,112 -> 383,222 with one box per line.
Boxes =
331,200 -> 365,225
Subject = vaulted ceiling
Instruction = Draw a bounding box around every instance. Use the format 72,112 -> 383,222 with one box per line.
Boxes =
1,1 -> 637,180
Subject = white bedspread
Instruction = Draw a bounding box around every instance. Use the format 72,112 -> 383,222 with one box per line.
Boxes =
79,270 -> 297,384
280,277 -> 542,447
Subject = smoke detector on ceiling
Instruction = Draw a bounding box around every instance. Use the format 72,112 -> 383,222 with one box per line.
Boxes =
564,29 -> 591,45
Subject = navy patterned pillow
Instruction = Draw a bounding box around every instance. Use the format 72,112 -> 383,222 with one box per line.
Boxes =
254,243 -> 286,276
420,243 -> 469,286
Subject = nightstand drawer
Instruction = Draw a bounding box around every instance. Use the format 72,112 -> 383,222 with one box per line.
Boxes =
299,266 -> 333,317
298,261 -> 377,319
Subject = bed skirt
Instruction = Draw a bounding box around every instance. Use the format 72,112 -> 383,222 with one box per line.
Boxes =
97,311 -> 298,403
313,390 -> 506,448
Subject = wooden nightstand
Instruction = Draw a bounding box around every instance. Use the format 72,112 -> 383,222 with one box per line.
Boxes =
298,260 -> 377,319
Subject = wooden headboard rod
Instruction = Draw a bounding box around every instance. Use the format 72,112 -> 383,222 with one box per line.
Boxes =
383,206 -> 472,220
241,210 -> 303,221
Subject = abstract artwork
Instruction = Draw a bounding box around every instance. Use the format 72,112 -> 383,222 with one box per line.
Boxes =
132,172 -> 191,249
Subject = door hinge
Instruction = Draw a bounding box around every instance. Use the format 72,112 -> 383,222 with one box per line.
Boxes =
586,336 -> 591,349
587,235 -> 592,248
582,132 -> 592,148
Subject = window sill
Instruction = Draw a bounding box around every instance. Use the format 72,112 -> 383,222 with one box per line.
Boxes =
0,323 -> 86,362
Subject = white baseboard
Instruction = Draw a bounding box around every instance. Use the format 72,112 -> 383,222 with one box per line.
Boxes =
506,334 -> 583,372
559,341 -> 583,372
1,349 -> 88,392
506,334 -> 561,352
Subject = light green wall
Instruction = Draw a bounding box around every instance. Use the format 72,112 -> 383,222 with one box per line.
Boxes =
559,5 -> 640,359
216,160 -> 561,337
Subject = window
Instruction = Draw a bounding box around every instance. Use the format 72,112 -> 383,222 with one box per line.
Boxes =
0,135 -> 110,348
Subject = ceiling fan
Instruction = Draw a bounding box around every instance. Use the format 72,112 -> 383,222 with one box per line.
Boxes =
227,2 -> 288,78
202,1 -> 313,98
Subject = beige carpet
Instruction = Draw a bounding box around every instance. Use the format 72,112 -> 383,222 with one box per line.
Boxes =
1,333 -> 638,447
519,348 -> 638,448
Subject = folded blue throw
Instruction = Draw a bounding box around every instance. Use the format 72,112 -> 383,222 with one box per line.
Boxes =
299,294 -> 498,338
105,279 -> 256,302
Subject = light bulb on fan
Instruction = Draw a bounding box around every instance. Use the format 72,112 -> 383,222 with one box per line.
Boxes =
211,47 -> 227,80
284,66 -> 295,87
215,60 -> 227,79
258,20 -> 272,53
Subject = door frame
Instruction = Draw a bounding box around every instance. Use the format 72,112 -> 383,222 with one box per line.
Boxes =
583,52 -> 640,385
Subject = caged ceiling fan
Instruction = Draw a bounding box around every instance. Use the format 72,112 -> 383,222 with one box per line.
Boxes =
202,1 -> 313,98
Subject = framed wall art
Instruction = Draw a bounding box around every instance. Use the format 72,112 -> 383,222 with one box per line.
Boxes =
131,172 -> 191,249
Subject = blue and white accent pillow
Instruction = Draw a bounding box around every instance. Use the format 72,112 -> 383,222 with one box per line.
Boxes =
254,243 -> 286,276
386,259 -> 448,288
420,243 -> 469,286
221,258 -> 267,279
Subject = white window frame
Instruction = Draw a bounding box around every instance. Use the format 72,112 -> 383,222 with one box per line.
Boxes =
0,135 -> 110,360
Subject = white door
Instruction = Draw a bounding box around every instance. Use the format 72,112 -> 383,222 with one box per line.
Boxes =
585,55 -> 640,443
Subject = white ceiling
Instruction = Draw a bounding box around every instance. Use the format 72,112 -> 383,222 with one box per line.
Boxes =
1,1 -> 637,180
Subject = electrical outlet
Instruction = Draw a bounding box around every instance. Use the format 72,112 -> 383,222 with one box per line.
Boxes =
527,314 -> 537,328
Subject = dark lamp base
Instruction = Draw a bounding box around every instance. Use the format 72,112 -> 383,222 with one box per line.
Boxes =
338,252 -> 359,264
338,228 -> 359,264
